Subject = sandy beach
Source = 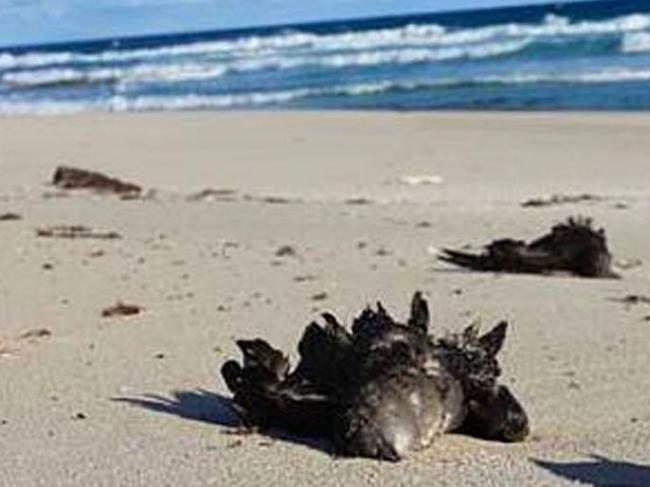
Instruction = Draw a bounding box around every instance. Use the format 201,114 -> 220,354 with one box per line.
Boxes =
1,111 -> 650,486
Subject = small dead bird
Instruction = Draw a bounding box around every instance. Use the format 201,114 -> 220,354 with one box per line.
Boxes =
52,166 -> 141,196
221,292 -> 528,461
439,217 -> 618,278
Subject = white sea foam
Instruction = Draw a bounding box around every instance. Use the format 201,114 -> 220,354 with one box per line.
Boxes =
220,38 -> 530,74
1,12 -> 649,73
621,31 -> 650,53
1,39 -> 528,90
1,63 -> 228,88
0,99 -> 98,115
3,65 -> 650,115
481,68 -> 650,84
2,68 -> 117,87
107,89 -> 310,111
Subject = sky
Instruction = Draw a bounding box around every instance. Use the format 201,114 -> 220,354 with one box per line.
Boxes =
0,0 -> 573,47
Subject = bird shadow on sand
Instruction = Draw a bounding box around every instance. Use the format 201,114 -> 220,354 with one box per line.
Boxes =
112,389 -> 334,455
532,454 -> 650,487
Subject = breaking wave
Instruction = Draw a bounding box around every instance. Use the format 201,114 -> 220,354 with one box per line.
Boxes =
1,12 -> 649,71
621,31 -> 650,53
1,63 -> 227,89
4,66 -> 650,115
0,39 -> 530,90
1,1 -> 650,113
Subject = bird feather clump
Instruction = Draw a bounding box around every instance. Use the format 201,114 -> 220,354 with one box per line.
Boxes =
221,292 -> 529,461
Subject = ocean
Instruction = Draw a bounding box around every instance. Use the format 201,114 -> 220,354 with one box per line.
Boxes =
1,0 -> 649,114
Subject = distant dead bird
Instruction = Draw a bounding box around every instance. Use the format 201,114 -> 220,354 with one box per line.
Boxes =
439,217 -> 618,278
52,166 -> 141,196
221,292 -> 529,461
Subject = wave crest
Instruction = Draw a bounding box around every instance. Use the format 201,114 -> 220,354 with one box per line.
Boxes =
1,12 -> 649,72
4,67 -> 650,115
621,31 -> 650,52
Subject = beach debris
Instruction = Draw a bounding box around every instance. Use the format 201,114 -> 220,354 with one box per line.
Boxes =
612,294 -> 650,306
101,302 -> 143,318
72,412 -> 87,420
0,212 -> 21,221
258,195 -> 295,204
310,292 -> 328,301
221,292 -> 528,461
52,166 -> 142,196
187,188 -> 237,202
293,275 -> 317,283
344,197 -> 373,205
438,217 -> 619,278
275,245 -> 297,258
375,247 -> 391,256
520,193 -> 604,208
36,225 -> 122,240
397,175 -> 444,186
19,328 -> 52,341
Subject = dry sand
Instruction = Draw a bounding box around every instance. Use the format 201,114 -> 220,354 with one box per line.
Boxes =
1,112 -> 649,486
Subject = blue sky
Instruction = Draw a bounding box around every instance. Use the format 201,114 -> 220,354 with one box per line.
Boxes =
1,0 -> 566,47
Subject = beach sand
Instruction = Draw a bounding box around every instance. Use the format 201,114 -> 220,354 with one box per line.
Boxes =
1,112 -> 649,486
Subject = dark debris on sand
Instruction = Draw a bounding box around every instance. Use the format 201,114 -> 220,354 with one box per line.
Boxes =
52,166 -> 142,197
101,302 -> 143,318
520,194 -> 604,208
439,217 -> 618,279
257,196 -> 296,204
0,213 -> 21,221
344,197 -> 373,205
19,328 -> 52,341
294,275 -> 317,283
612,295 -> 650,306
310,292 -> 328,301
37,225 -> 122,240
275,245 -> 297,258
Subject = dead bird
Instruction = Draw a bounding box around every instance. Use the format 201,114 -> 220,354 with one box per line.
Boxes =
439,217 -> 618,278
221,292 -> 529,461
52,166 -> 141,196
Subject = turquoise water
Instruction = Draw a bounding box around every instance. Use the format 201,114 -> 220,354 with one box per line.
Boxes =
1,0 -> 649,113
